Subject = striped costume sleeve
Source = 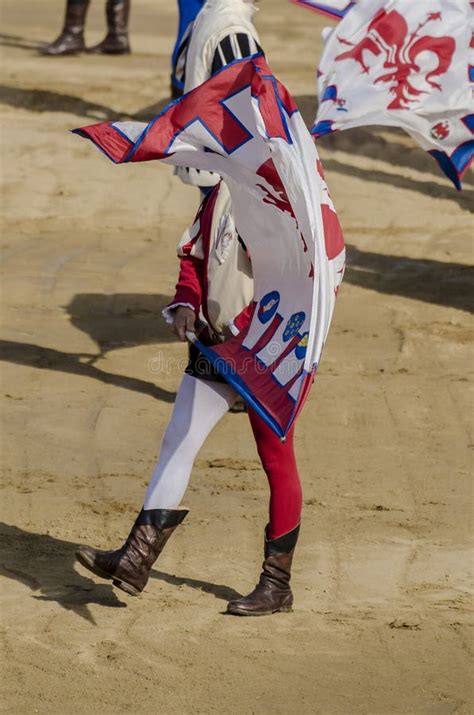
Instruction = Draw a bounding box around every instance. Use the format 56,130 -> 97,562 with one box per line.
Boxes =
211,32 -> 263,75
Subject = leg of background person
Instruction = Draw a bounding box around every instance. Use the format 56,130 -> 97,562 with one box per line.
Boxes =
40,0 -> 90,56
174,0 -> 206,55
87,0 -> 130,55
247,409 -> 302,538
143,374 -> 238,510
171,0 -> 206,97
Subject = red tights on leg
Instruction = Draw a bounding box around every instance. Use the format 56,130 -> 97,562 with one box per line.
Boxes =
247,409 -> 303,539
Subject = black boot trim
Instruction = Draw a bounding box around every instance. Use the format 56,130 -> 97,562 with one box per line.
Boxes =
136,508 -> 189,529
265,524 -> 300,557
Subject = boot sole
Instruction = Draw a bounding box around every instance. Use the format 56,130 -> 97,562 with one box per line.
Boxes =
75,550 -> 141,597
226,605 -> 293,617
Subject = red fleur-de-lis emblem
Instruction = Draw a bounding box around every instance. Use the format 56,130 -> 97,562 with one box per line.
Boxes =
335,10 -> 455,110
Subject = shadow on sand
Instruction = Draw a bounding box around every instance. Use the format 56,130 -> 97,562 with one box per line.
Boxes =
0,84 -> 172,123
0,293 -> 182,403
0,523 -> 240,623
150,570 -> 241,602
0,84 -> 125,122
66,293 -> 177,356
345,245 -> 474,314
0,523 -> 126,624
0,32 -> 41,52
0,340 -> 176,403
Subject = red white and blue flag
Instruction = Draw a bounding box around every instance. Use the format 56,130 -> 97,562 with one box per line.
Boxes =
290,0 -> 356,21
74,55 -> 345,439
312,0 -> 474,189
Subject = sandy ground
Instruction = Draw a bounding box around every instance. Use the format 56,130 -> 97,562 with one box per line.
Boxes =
1,1 -> 473,713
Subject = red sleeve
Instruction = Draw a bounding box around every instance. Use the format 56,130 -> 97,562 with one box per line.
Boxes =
170,255 -> 204,316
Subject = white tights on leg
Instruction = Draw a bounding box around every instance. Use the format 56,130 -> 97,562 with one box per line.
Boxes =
143,374 -> 237,510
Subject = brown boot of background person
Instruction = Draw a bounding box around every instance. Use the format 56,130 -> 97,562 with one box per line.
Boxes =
88,0 -> 131,55
40,0 -> 90,56
75,508 -> 188,595
227,525 -> 299,616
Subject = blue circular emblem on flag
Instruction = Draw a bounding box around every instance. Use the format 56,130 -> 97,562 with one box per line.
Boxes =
294,332 -> 309,360
258,291 -> 280,324
283,312 -> 305,342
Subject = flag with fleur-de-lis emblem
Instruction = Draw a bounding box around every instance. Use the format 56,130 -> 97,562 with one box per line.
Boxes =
74,55 -> 345,438
311,0 -> 474,188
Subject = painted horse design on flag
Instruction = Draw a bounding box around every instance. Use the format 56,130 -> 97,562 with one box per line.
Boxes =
73,55 -> 345,439
312,0 -> 474,189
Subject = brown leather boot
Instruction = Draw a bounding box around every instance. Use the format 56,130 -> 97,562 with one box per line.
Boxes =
227,525 -> 300,616
40,0 -> 90,56
87,0 -> 130,55
75,508 -> 188,596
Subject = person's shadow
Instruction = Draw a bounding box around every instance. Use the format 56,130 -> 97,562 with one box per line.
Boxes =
66,293 -> 176,360
0,82 -> 173,123
0,523 -> 126,624
149,571 -> 241,603
0,293 -> 181,404
0,523 -> 241,624
0,339 -> 176,403
345,245 -> 474,314
0,32 -> 42,52
0,84 -> 126,123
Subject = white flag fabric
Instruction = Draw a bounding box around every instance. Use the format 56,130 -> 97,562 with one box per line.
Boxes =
74,55 -> 345,438
290,0 -> 355,20
312,0 -> 474,188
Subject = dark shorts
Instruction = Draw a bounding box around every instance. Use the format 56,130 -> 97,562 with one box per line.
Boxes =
185,341 -> 227,384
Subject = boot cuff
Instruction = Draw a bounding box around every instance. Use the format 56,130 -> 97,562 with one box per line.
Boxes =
265,524 -> 300,556
137,508 -> 189,529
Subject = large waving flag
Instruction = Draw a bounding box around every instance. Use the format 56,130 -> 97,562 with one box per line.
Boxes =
312,0 -> 474,189
290,0 -> 355,21
74,55 -> 345,439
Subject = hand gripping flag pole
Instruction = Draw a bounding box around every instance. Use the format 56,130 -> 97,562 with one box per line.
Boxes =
73,55 -> 345,438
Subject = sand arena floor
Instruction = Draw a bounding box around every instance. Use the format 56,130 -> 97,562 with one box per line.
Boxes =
1,1 -> 473,712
